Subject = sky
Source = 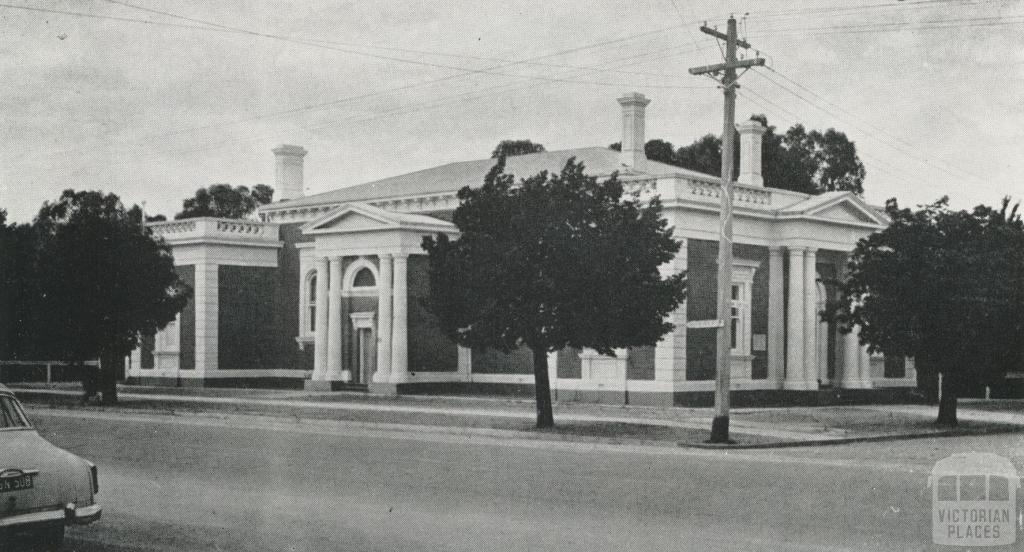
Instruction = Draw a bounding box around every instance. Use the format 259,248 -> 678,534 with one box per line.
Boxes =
1,0 -> 1022,223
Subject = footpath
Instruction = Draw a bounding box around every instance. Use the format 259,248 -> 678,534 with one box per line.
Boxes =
9,383 -> 1023,449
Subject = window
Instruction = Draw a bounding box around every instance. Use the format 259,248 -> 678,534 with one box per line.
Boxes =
303,271 -> 317,335
0,396 -> 30,429
156,315 -> 179,352
730,282 -> 751,355
353,267 -> 375,288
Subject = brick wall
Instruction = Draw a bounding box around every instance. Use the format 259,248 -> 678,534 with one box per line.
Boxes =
177,265 -> 195,370
407,255 -> 458,372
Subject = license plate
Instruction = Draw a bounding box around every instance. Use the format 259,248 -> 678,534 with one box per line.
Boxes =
0,474 -> 33,493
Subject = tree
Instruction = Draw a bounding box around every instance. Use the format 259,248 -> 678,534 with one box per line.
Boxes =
832,197 -> 1024,426
174,183 -> 274,219
491,140 -> 546,158
0,210 -> 42,360
33,190 -> 191,403
423,158 -> 687,428
612,117 -> 866,195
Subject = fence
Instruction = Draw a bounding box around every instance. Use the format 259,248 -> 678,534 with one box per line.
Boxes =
0,360 -> 100,385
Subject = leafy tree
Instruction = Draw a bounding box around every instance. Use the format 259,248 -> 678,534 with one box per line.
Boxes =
175,183 -> 274,220
0,210 -> 42,360
33,190 -> 191,403
491,140 -> 546,158
611,117 -> 866,195
423,159 -> 687,427
833,197 -> 1024,426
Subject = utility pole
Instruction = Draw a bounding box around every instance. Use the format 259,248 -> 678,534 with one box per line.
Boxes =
689,16 -> 764,443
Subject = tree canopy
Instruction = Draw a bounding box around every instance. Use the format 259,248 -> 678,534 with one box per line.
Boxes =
832,197 -> 1024,426
174,183 -> 274,219
422,158 -> 687,427
491,139 -> 546,158
21,190 -> 191,403
610,116 -> 866,195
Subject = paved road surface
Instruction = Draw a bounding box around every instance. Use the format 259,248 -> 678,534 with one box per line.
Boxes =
21,408 -> 1022,551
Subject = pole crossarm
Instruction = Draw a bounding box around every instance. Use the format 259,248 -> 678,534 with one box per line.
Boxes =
699,26 -> 752,49
688,58 -> 765,76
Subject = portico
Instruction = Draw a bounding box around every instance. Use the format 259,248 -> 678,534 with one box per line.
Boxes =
299,203 -> 456,393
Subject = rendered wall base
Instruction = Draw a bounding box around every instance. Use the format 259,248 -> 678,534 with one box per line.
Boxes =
304,380 -> 367,392
127,375 -> 306,389
672,387 -> 922,408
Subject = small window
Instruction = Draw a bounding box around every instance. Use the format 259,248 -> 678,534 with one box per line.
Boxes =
353,267 -> 376,288
730,283 -> 750,355
303,272 -> 317,335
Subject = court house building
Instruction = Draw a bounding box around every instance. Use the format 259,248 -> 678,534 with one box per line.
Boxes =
129,93 -> 916,405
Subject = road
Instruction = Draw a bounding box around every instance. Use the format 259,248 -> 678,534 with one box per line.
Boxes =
21,407 -> 1023,551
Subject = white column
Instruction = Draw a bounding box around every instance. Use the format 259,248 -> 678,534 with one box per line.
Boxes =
193,262 -> 218,374
767,246 -> 785,388
802,248 -> 819,390
859,343 -> 874,387
784,247 -> 805,389
459,347 -> 473,381
389,254 -> 409,383
842,325 -> 868,388
373,254 -> 393,383
654,238 -> 687,388
312,257 -> 329,379
326,256 -> 343,380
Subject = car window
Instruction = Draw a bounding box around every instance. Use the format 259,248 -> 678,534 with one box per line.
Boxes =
0,395 -> 30,429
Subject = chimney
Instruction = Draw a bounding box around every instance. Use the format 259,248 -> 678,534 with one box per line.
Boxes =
737,118 -> 767,187
617,92 -> 650,171
272,144 -> 307,200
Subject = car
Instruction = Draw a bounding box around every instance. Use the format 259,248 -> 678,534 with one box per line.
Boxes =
0,384 -> 101,550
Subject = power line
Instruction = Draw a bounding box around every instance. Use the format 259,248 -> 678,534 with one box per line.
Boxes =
102,0 -> 693,82
749,68 -> 988,188
2,42 -> 712,173
736,86 -> 1009,197
755,66 -> 984,185
1,2 -> 697,90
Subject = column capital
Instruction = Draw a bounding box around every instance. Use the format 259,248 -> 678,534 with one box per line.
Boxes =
378,252 -> 393,260
769,245 -> 784,255
787,246 -> 807,255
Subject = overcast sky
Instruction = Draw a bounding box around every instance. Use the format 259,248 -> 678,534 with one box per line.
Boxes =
1,0 -> 1021,222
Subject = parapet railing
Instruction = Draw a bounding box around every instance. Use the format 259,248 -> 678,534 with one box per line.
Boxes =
148,217 -> 280,242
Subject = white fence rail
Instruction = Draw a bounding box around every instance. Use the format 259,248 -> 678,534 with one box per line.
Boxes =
0,360 -> 100,385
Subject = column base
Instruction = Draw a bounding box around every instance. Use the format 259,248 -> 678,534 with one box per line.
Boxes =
839,379 -> 874,389
783,380 -> 819,391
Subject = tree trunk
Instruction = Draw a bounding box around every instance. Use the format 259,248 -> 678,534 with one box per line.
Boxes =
99,353 -> 119,405
936,371 -> 957,427
532,348 -> 554,429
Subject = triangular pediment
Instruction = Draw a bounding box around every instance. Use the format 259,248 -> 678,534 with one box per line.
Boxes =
781,192 -> 888,227
302,203 -> 398,234
302,202 -> 457,236
815,202 -> 878,224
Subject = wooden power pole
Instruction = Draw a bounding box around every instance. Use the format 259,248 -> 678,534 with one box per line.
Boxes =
689,16 -> 764,443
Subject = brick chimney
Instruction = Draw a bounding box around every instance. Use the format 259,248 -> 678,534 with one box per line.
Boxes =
737,118 -> 767,187
272,144 -> 307,200
617,92 -> 650,172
